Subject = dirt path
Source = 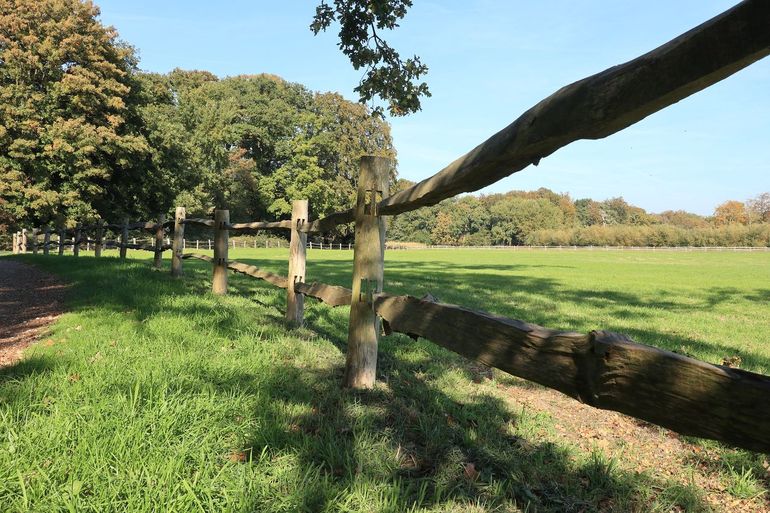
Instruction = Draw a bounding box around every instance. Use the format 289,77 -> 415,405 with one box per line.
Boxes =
0,259 -> 67,367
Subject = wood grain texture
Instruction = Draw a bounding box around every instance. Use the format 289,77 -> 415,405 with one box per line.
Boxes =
212,210 -> 229,295
302,209 -> 355,233
344,156 -> 391,389
171,207 -> 185,277
227,220 -> 292,232
294,282 -> 352,307
286,200 -> 308,325
370,0 -> 770,217
372,294 -> 770,453
57,230 -> 65,256
153,214 -> 166,269
182,218 -> 215,228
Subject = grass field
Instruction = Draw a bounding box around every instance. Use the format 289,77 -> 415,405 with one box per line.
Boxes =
1,248 -> 769,512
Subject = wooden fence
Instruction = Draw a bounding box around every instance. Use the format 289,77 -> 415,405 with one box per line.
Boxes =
9,1 -> 770,453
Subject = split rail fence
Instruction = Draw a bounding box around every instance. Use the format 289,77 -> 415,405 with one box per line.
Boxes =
9,0 -> 770,453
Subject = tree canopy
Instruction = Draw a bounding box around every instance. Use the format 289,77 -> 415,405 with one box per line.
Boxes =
0,0 -> 395,232
311,0 -> 429,116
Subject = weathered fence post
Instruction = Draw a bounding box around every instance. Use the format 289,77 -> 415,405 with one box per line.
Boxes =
212,209 -> 229,295
120,217 -> 129,260
31,228 -> 38,254
20,229 -> 27,253
12,232 -> 18,254
344,156 -> 391,389
58,229 -> 65,255
286,199 -> 308,325
73,225 -> 80,256
95,223 -> 104,257
171,207 -> 185,277
43,227 -> 50,256
153,214 -> 165,269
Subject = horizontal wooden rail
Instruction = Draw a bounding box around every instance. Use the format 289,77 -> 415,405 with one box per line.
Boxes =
366,0 -> 770,217
174,210 -> 356,235
181,253 -> 289,289
302,210 -> 355,233
227,220 -> 292,232
372,293 -> 770,453
180,253 -> 352,307
183,218 -> 215,228
295,281 -> 352,307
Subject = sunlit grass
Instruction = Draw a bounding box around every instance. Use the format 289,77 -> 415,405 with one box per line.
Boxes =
1,248 -> 768,512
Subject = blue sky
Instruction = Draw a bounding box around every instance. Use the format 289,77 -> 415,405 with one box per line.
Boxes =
96,0 -> 769,215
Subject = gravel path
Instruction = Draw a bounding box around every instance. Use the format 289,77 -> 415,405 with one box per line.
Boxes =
0,260 -> 67,367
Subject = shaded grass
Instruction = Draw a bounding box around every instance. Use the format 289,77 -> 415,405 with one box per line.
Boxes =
0,248 -> 768,512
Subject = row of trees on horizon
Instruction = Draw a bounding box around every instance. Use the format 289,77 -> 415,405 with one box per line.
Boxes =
389,189 -> 770,247
1,0 -> 768,248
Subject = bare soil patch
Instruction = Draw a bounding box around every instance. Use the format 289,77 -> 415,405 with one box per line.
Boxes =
0,259 -> 67,367
493,373 -> 770,512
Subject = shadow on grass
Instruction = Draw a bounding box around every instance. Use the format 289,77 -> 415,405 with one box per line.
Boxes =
0,254 -> 720,511
238,256 -> 770,372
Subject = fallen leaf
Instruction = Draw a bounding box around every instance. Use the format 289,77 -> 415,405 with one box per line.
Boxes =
68,373 -> 81,383
463,462 -> 479,481
227,451 -> 248,463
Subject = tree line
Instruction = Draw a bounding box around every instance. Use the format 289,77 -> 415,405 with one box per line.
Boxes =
0,0 -> 395,235
389,188 -> 770,247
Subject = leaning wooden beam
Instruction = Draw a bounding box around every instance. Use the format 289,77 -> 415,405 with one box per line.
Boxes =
182,218 -> 215,228
120,243 -> 172,252
367,0 -> 770,216
373,293 -> 770,453
294,281 -> 352,307
227,261 -> 288,289
302,210 -> 355,233
227,220 -> 292,232
182,254 -> 289,289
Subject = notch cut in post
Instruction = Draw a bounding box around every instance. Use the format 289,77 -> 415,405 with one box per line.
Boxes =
365,190 -> 383,216
286,200 -> 308,326
171,207 -> 186,277
212,209 -> 229,295
344,156 -> 392,389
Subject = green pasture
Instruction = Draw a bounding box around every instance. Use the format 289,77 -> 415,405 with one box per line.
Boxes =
1,248 -> 768,512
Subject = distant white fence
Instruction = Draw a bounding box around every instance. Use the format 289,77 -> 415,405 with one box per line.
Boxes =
179,240 -> 349,250
39,238 -> 770,253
